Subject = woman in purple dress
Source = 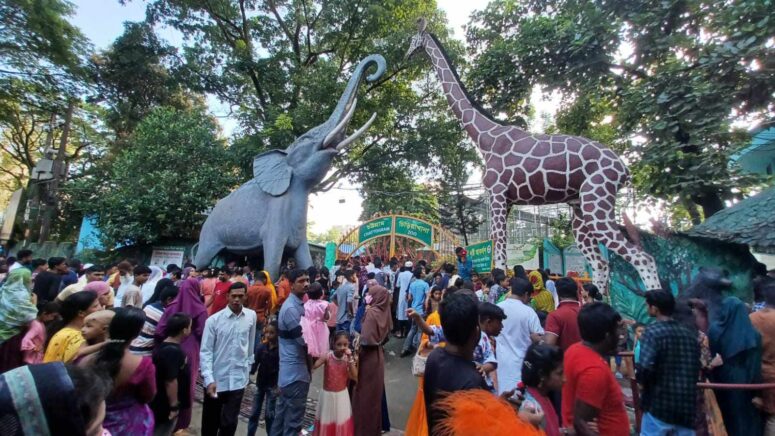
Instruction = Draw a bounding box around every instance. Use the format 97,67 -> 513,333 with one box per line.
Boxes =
84,306 -> 156,435
156,277 -> 207,431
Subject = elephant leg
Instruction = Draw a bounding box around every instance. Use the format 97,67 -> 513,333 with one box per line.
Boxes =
194,240 -> 223,269
294,240 -> 314,271
262,238 -> 285,283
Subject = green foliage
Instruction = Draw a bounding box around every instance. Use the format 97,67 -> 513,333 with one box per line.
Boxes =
0,0 -> 87,73
90,22 -> 191,137
133,0 -> 481,209
548,213 -> 575,250
66,107 -> 238,245
308,225 -> 348,244
359,171 -> 440,223
437,141 -> 484,245
466,0 -> 775,221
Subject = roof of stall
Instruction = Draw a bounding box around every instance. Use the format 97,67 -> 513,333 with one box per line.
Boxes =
689,185 -> 775,249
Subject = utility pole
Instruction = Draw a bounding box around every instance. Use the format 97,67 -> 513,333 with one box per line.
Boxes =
26,113 -> 57,242
38,100 -> 74,243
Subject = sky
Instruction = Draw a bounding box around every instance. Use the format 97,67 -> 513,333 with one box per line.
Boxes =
68,0 -> 494,233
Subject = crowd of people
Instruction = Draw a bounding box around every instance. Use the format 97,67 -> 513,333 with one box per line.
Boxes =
0,248 -> 774,436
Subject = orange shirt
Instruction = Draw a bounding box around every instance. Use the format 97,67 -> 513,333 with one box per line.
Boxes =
247,284 -> 273,323
751,308 -> 775,413
276,278 -> 291,307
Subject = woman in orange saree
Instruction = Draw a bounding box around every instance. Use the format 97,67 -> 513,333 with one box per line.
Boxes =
404,310 -> 443,436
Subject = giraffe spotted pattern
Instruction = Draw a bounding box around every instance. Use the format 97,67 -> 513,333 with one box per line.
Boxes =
407,29 -> 660,292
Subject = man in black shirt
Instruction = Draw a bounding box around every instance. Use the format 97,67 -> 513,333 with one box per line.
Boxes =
423,292 -> 489,432
32,257 -> 68,303
152,313 -> 192,435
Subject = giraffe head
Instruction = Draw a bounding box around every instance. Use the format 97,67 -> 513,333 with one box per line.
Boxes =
405,18 -> 430,60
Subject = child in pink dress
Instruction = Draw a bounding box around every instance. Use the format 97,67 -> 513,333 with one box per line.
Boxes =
21,302 -> 59,364
301,283 -> 330,358
312,331 -> 357,436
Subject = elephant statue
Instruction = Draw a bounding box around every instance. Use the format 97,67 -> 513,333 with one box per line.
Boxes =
194,54 -> 387,280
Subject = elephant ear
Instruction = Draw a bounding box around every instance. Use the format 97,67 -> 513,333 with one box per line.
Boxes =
252,149 -> 292,196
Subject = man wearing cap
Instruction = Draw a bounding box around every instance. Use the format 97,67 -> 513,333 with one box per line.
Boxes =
456,247 -> 474,281
395,261 -> 414,338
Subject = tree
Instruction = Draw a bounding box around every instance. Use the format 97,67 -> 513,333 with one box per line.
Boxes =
436,141 -> 484,245
66,106 -> 238,245
466,0 -> 774,222
0,0 -> 87,74
308,225 -> 348,244
90,22 -> 191,138
0,76 -> 106,237
359,171 -> 440,224
131,0 -> 473,206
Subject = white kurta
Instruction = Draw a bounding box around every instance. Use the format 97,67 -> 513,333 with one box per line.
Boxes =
396,271 -> 414,321
495,298 -> 544,395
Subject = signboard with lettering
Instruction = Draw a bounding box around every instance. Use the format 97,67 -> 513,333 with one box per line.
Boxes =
358,216 -> 393,244
466,240 -> 494,273
394,216 -> 433,246
150,246 -> 185,269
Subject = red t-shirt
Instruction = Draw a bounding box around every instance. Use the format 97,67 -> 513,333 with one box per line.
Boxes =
545,301 -> 582,351
210,281 -> 232,315
562,342 -> 629,435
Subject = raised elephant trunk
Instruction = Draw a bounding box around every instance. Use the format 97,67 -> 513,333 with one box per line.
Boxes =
320,55 -> 386,149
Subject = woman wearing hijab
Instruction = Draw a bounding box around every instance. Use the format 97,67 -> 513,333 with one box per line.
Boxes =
0,362 -> 112,436
260,270 -> 279,314
140,266 -> 163,305
0,268 -> 38,372
142,278 -> 175,309
83,281 -> 112,309
527,270 -> 554,313
156,277 -> 207,432
709,296 -> 764,435
352,284 -> 392,435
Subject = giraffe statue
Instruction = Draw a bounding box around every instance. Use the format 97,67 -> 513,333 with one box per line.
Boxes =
405,19 -> 660,292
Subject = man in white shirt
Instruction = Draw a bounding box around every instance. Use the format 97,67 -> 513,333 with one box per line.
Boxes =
496,277 -> 544,395
9,249 -> 33,271
200,282 -> 257,436
396,261 -> 414,337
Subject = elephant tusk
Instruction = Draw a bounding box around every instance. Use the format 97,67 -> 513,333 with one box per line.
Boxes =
336,112 -> 377,150
323,98 -> 358,148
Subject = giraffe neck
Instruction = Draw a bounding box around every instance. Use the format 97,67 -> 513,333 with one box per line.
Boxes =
424,34 -> 503,153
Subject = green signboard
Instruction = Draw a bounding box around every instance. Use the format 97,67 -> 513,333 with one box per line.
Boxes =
467,240 -> 493,273
324,242 -> 337,269
395,216 -> 433,246
358,216 -> 393,244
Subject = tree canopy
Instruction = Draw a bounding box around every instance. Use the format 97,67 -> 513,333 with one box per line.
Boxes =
67,106 -> 238,245
3,0 -> 771,249
466,0 -> 774,225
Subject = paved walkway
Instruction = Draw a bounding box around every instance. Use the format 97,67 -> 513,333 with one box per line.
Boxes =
189,335 -> 415,435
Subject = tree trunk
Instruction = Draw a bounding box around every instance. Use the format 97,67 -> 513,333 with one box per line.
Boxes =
455,191 -> 469,245
680,195 -> 702,226
693,192 -> 725,220
38,101 -> 74,243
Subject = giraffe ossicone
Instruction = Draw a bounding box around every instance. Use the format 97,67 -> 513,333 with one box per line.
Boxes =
405,19 -> 660,293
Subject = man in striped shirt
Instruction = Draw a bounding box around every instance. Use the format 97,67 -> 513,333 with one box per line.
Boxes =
129,286 -> 180,355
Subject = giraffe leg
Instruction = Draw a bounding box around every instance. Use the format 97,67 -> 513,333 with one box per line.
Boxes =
579,188 -> 660,291
571,204 -> 609,293
489,194 -> 509,270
